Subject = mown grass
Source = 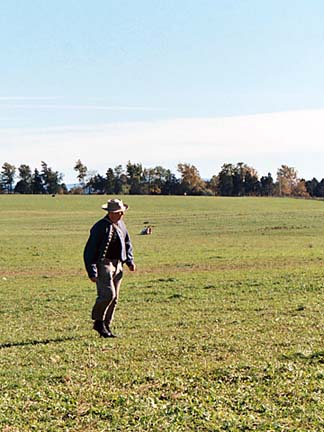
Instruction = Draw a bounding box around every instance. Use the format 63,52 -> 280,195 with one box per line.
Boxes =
1,195 -> 324,431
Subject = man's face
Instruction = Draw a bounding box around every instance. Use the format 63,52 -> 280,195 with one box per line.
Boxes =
108,211 -> 124,223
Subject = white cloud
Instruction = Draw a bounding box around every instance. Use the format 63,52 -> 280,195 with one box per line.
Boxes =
1,109 -> 324,182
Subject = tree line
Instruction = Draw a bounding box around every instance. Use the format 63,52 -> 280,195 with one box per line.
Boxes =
0,159 -> 322,198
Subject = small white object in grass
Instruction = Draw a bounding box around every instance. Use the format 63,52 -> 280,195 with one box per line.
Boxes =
2,277 -> 7,281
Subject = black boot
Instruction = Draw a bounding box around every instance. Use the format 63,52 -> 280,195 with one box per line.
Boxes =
93,320 -> 110,338
105,325 -> 117,338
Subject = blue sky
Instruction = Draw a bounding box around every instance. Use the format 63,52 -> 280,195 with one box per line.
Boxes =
1,0 -> 324,183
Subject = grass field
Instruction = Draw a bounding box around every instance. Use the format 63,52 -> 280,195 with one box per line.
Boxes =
0,195 -> 324,431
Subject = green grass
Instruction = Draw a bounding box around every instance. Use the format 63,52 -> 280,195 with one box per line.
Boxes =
1,195 -> 324,431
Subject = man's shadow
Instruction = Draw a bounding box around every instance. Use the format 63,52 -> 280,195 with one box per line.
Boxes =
0,335 -> 82,349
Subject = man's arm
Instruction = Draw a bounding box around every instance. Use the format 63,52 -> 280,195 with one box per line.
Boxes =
124,227 -> 136,271
83,222 -> 104,279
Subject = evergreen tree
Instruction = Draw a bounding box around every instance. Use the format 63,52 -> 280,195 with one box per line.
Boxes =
260,173 -> 275,196
126,161 -> 144,194
14,164 -> 32,194
90,174 -> 106,194
144,166 -> 175,195
207,175 -> 219,195
161,170 -> 179,195
305,178 -> 319,197
217,163 -> 235,196
40,161 -> 63,194
105,168 -> 116,194
232,162 -> 246,196
315,179 -> 324,197
0,162 -> 16,193
244,170 -> 260,196
74,159 -> 88,187
31,169 -> 45,194
113,165 -> 129,194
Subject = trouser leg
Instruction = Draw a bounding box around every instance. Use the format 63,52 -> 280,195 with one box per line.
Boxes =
104,261 -> 123,327
91,261 -> 123,323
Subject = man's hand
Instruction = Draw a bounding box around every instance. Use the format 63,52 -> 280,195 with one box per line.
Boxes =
128,263 -> 136,272
90,277 -> 97,283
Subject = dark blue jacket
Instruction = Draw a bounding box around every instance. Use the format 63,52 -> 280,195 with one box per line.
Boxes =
84,216 -> 134,278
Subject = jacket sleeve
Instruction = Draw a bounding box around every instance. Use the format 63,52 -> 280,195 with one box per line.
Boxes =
124,228 -> 135,267
83,222 -> 103,278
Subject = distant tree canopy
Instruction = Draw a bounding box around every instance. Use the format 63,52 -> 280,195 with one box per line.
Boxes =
216,162 -> 260,196
0,159 -> 322,198
1,162 -> 67,195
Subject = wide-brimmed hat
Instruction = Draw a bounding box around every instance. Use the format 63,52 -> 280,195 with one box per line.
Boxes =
101,198 -> 129,213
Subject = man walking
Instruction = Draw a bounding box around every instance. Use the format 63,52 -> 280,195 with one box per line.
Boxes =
84,199 -> 136,338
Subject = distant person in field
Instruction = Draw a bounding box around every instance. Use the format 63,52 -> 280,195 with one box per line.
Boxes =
83,199 -> 136,338
141,225 -> 152,235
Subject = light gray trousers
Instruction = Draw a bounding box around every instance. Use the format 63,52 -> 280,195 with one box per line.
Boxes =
91,259 -> 123,326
